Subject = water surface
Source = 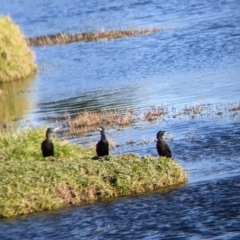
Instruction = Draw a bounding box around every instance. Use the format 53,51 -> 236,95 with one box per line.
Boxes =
0,0 -> 240,239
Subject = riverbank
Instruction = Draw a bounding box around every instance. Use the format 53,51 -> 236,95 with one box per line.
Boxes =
0,128 -> 187,218
0,16 -> 37,82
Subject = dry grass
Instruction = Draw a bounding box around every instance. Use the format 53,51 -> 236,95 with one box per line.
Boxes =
142,106 -> 166,121
230,104 -> 240,111
26,28 -> 161,46
179,104 -> 206,118
67,109 -> 134,137
172,104 -> 206,119
67,107 -> 169,137
182,104 -> 204,115
53,102 -> 240,140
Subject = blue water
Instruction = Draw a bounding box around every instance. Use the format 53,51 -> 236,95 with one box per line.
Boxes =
1,0 -> 240,239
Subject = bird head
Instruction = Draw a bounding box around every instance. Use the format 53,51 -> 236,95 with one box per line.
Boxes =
46,127 -> 60,138
156,131 -> 166,140
98,126 -> 107,140
46,127 -> 54,134
98,126 -> 106,133
98,126 -> 103,131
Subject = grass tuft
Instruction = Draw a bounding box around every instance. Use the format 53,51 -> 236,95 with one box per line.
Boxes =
0,16 -> 37,82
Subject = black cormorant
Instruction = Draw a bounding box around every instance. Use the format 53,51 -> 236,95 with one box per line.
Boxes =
156,130 -> 172,158
96,127 -> 109,157
41,128 -> 55,157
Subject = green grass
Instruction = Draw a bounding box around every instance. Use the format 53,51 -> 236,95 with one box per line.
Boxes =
0,16 -> 37,82
0,128 -> 188,218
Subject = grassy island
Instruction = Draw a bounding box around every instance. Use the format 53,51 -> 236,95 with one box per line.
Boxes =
0,16 -> 37,82
0,128 -> 188,218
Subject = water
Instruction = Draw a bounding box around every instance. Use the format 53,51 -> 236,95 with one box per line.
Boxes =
1,0 -> 240,239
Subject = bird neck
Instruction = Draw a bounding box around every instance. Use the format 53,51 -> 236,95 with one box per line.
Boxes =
46,133 -> 52,140
101,132 -> 106,141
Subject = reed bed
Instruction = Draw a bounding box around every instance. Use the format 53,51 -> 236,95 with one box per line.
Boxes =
0,128 -> 187,218
26,28 -> 161,47
63,102 -> 240,138
66,107 -> 168,137
67,109 -> 135,136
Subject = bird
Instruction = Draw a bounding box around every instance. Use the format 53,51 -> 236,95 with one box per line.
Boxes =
156,130 -> 172,158
41,128 -> 55,157
96,127 -> 109,157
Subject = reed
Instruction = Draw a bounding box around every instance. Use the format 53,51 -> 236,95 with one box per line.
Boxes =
52,102 -> 240,139
67,109 -> 134,136
143,106 -> 166,121
230,104 -> 240,111
0,16 -> 37,82
67,107 -> 168,137
27,28 -> 161,47
0,128 -> 187,218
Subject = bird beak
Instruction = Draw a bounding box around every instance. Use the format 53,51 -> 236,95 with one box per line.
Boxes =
53,127 -> 60,132
97,128 -> 102,131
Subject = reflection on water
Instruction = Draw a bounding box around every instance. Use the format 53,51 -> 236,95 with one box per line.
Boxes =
36,84 -> 141,117
0,77 -> 36,125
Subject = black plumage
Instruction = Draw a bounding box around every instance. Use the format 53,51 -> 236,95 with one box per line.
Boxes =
41,128 -> 54,157
156,131 -> 172,158
96,127 -> 109,157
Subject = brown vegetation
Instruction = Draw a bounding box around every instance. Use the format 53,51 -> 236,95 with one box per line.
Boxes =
26,28 -> 161,47
182,104 -> 204,115
230,104 -> 240,111
55,102 -> 240,139
67,109 -> 134,137
142,106 -> 166,121
66,106 -> 168,137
